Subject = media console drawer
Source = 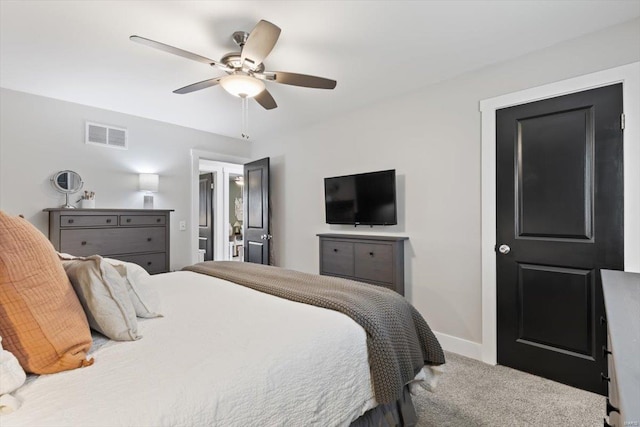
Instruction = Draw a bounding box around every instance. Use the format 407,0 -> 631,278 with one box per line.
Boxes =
318,234 -> 408,295
321,240 -> 354,277
45,208 -> 173,274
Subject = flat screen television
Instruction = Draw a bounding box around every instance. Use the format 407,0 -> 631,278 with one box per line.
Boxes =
324,169 -> 397,225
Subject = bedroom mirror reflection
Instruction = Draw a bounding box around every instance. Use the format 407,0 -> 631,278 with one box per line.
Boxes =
198,160 -> 244,262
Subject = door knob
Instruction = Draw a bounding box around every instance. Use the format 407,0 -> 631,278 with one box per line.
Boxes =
498,244 -> 510,254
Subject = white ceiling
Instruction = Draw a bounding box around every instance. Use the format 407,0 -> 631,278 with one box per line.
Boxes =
1,1 -> 638,140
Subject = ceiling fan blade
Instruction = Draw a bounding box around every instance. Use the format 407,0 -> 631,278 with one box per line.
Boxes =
241,20 -> 281,68
130,35 -> 230,70
254,89 -> 278,110
270,71 -> 337,89
173,78 -> 222,94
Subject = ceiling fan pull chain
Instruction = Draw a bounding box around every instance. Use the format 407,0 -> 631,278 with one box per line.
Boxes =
241,96 -> 250,139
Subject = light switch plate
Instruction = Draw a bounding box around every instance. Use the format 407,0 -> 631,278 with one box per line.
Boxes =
179,220 -> 186,231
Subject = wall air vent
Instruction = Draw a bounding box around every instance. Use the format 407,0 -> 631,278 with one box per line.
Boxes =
85,122 -> 128,150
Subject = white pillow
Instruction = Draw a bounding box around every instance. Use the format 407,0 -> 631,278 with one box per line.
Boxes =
59,253 -> 162,319
103,258 -> 162,319
0,336 -> 26,414
62,256 -> 141,341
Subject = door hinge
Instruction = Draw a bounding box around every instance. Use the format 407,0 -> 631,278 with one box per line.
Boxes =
621,113 -> 625,130
210,183 -> 214,190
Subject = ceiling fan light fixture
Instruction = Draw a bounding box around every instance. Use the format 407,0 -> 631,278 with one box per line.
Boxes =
220,74 -> 265,98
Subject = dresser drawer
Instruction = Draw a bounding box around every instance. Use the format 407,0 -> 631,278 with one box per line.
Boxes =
120,215 -> 166,226
354,242 -> 393,283
115,253 -> 167,274
321,240 -> 354,277
606,333 -> 619,411
60,227 -> 166,256
60,215 -> 118,227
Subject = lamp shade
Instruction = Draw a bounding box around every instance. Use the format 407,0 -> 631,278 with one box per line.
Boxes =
220,74 -> 265,98
139,173 -> 159,193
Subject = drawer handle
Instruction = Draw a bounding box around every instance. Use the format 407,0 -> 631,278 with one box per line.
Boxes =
81,241 -> 87,246
126,218 -> 132,223
147,262 -> 152,266
601,373 -> 610,382
106,219 -> 112,223
603,345 -> 612,357
606,398 -> 619,415
369,252 -> 374,256
333,248 -> 338,252
147,237 -> 152,242
68,219 -> 74,224
156,218 -> 161,223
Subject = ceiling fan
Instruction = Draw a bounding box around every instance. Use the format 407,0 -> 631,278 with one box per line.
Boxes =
130,20 -> 337,111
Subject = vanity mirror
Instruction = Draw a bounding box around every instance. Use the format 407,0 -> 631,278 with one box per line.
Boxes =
51,170 -> 83,208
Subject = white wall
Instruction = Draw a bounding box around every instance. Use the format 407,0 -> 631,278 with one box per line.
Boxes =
0,88 -> 251,270
252,18 -> 640,348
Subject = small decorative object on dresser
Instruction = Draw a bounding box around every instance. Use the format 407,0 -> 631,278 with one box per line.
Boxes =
44,208 -> 173,274
50,170 -> 84,209
317,233 -> 408,295
78,191 -> 96,208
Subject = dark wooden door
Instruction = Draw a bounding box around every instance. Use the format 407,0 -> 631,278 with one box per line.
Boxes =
199,173 -> 213,261
243,158 -> 270,264
496,84 -> 623,395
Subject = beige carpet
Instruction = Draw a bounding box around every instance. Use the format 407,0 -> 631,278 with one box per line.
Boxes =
413,352 -> 605,426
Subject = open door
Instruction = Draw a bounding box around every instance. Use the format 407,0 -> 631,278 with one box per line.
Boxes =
243,157 -> 270,264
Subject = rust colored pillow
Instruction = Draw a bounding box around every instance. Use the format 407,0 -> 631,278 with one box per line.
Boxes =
0,211 -> 93,374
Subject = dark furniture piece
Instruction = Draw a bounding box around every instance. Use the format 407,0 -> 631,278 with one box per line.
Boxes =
601,270 -> 640,427
317,233 -> 408,295
44,208 -> 173,274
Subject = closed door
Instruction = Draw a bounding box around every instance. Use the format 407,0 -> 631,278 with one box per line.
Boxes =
199,173 -> 213,261
496,83 -> 623,395
243,158 -> 270,264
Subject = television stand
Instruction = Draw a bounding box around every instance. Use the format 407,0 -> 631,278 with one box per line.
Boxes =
317,233 -> 408,295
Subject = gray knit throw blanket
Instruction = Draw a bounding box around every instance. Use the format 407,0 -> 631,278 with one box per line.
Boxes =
183,261 -> 445,404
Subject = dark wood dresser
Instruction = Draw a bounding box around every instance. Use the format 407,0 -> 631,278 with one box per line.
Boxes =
44,208 -> 173,274
317,233 -> 408,295
601,270 -> 640,427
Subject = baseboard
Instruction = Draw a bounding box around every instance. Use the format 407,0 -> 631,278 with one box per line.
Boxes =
433,331 -> 483,362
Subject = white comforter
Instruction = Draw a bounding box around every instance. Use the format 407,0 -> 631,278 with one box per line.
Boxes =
2,271 -> 377,427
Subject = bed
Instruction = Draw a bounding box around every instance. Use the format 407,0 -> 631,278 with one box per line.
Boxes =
0,212 -> 445,426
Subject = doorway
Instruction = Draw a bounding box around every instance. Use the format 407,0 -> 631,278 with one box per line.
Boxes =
228,171 -> 244,262
199,172 -> 214,260
198,159 -> 244,262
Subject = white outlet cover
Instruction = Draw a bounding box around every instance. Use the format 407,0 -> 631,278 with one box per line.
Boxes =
179,220 -> 186,231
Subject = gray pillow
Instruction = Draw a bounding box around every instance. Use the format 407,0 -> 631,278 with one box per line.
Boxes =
62,256 -> 140,341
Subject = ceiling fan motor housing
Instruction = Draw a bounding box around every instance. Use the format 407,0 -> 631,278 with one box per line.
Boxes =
219,52 -> 265,73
